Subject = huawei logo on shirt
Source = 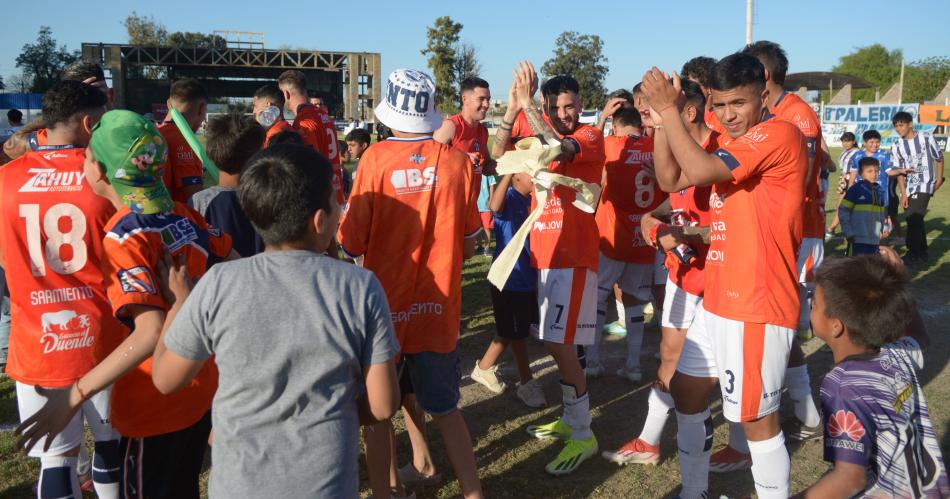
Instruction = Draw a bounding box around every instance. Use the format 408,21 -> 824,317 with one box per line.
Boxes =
827,410 -> 866,441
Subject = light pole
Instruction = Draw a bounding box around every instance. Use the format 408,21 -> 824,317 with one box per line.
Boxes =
746,0 -> 754,45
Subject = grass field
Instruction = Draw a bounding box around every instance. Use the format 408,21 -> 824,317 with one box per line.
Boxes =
1,150 -> 949,498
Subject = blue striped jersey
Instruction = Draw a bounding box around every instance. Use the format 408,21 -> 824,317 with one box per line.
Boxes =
890,131 -> 943,195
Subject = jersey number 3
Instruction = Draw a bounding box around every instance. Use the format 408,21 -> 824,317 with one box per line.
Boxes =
19,203 -> 88,276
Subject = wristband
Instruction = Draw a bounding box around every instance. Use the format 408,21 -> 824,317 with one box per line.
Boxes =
500,125 -> 512,132
657,104 -> 676,114
74,380 -> 89,402
502,119 -> 515,127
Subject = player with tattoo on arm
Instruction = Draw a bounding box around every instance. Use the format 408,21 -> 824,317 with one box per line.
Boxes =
505,62 -> 605,475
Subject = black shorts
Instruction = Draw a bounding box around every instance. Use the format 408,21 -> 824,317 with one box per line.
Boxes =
490,286 -> 539,340
120,411 -> 211,499
888,183 -> 900,218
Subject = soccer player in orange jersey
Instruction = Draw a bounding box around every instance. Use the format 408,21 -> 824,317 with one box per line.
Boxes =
252,84 -> 295,147
641,53 -> 807,499
584,107 -> 665,384
157,79 -> 207,203
2,81 -> 122,499
278,70 -> 329,156
310,96 -> 346,205
18,110 -> 236,499
338,69 -> 484,499
501,63 -> 604,475
602,79 -> 720,467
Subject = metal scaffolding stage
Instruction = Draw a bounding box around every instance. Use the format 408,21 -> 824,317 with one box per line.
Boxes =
81,42 -> 381,121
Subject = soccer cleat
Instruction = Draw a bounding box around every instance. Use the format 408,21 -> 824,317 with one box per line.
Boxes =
471,362 -> 506,394
709,445 -> 753,473
516,379 -> 547,408
603,322 -> 627,337
616,366 -> 643,383
545,436 -> 599,475
796,328 -> 814,341
584,361 -> 606,378
601,437 -> 660,465
786,422 -> 823,442
527,418 -> 572,441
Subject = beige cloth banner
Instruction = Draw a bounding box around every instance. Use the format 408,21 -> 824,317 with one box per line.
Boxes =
487,137 -> 602,290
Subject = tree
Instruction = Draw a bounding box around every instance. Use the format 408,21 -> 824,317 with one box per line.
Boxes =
123,12 -> 227,79
15,26 -> 79,93
8,74 -> 32,93
905,57 -> 950,103
0,75 -> 5,91
541,32 -> 609,110
453,43 -> 483,88
123,12 -> 168,46
421,16 -> 463,114
832,44 -> 902,103
167,31 -> 226,49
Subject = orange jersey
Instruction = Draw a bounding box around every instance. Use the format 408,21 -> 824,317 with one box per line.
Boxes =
448,113 -> 488,186
666,132 -> 721,296
264,120 -> 295,147
292,104 -> 330,157
102,202 -> 232,437
771,92 -> 824,238
337,137 -> 481,355
157,122 -> 204,203
317,108 -> 342,166
595,134 -> 665,263
704,119 -> 807,329
531,125 -> 606,270
0,146 -> 124,386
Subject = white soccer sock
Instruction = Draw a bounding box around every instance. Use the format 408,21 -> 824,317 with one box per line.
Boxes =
728,422 -> 750,453
614,298 -> 625,324
639,387 -> 673,446
624,305 -> 646,370
748,432 -> 791,499
588,307 -> 607,366
38,455 -> 81,499
561,382 -> 593,440
675,409 -> 712,499
785,365 -> 821,427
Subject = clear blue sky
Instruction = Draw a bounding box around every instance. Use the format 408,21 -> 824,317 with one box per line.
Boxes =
1,0 -> 947,97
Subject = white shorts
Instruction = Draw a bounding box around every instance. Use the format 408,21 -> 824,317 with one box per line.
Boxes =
661,277 -> 703,329
597,253 -> 653,303
675,306 -> 794,422
653,251 -> 668,284
537,268 -> 598,345
797,237 -> 825,284
17,382 -> 118,457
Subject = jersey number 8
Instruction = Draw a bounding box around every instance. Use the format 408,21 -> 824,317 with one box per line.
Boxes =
19,203 -> 88,276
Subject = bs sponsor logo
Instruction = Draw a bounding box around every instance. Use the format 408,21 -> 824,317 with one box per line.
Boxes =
160,219 -> 199,252
390,167 -> 436,194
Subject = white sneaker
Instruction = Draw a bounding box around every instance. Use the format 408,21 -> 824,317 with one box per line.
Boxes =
516,379 -> 547,408
584,361 -> 606,378
471,362 -> 506,394
616,366 -> 643,383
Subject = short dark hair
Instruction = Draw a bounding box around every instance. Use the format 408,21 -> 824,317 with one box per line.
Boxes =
863,129 -> 882,142
460,76 -> 489,93
42,80 -> 107,127
541,75 -> 580,100
892,111 -> 913,125
267,129 -> 304,147
840,132 -> 856,142
168,79 -> 208,104
7,109 -> 23,123
62,59 -> 106,82
742,40 -> 789,85
681,56 -> 717,88
607,88 -> 634,104
345,128 -> 371,145
612,107 -> 641,128
205,113 -> 265,175
816,256 -> 915,349
254,84 -> 285,108
858,156 -> 880,172
708,53 -> 766,92
680,79 -> 707,116
631,83 -> 643,96
239,144 -> 334,245
277,70 -> 308,93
